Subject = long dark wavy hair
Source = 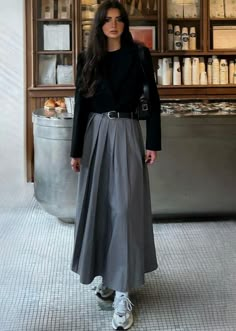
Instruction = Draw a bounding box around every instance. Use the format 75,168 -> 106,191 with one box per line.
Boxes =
79,0 -> 134,97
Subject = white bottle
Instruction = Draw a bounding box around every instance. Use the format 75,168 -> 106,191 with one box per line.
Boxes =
189,26 -> 196,50
174,25 -> 182,50
212,56 -> 220,84
200,72 -> 208,85
168,24 -> 174,50
157,58 -> 163,85
229,60 -> 234,84
192,57 -> 200,85
220,59 -> 228,84
207,57 -> 213,84
162,58 -> 172,85
168,58 -> 173,85
226,62 -> 229,84
183,57 -> 192,85
173,56 -> 181,85
199,57 -> 205,74
181,27 -> 189,50
234,60 -> 236,80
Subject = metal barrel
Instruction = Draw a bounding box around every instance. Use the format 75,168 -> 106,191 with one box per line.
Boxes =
32,109 -> 78,223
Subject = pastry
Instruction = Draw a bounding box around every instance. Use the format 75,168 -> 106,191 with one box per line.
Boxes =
55,98 -> 66,109
55,98 -> 67,113
44,98 -> 56,110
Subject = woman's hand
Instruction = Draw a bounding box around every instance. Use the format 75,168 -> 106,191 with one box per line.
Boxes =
145,150 -> 158,165
71,158 -> 81,172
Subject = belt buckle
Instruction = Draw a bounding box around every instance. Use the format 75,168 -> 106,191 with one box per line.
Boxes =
107,110 -> 119,119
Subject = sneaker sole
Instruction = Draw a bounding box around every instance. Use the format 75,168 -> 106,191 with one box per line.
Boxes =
112,314 -> 133,330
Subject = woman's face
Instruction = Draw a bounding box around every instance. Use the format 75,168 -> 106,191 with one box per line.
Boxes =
102,8 -> 124,41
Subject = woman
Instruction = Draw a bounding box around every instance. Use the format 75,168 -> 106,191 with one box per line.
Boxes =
70,0 -> 161,329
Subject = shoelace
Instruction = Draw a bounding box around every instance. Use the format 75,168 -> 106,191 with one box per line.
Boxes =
113,296 -> 134,314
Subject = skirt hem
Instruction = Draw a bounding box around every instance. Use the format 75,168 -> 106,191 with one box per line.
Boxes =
71,263 -> 158,292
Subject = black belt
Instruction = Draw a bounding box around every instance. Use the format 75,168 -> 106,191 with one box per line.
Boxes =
104,111 -> 137,119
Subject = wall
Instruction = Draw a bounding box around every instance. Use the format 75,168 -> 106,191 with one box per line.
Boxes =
0,0 -> 33,207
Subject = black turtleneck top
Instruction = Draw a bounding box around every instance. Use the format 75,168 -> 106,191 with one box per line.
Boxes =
71,44 -> 161,158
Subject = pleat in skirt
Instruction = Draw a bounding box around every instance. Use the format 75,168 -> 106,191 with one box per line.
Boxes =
71,112 -> 157,292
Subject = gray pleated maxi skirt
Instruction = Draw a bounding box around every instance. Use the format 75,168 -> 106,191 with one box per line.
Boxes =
71,112 -> 157,292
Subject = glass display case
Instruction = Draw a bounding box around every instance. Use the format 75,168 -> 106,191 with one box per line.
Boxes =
34,0 -> 74,86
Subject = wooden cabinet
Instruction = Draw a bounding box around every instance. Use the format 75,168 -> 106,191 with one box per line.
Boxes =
25,0 -> 236,180
26,0 -> 78,180
157,0 -> 236,100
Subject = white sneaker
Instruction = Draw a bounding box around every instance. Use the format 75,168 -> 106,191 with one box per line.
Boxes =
112,295 -> 134,330
95,283 -> 114,300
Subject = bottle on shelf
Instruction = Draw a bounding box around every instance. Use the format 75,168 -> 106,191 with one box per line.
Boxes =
229,60 -> 234,84
212,56 -> 220,84
199,57 -> 205,75
168,24 -> 174,50
181,27 -> 189,50
192,57 -> 200,85
157,58 -> 163,85
183,57 -> 192,85
207,57 -> 213,85
233,60 -> 236,83
174,25 -> 182,50
220,59 -> 228,84
200,71 -> 207,85
162,58 -> 172,85
173,56 -> 181,85
189,26 -> 196,50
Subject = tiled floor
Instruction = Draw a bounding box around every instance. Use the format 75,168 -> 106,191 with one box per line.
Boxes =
0,187 -> 236,331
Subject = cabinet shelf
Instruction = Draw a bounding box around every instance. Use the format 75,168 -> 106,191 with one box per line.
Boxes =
37,51 -> 73,54
209,18 -> 236,21
208,50 -> 236,54
154,51 -> 205,56
158,84 -> 236,88
159,85 -> 236,98
37,18 -> 72,22
167,18 -> 200,21
154,51 -> 236,56
129,15 -> 157,21
81,16 -> 158,23
28,86 -> 75,90
28,86 -> 75,98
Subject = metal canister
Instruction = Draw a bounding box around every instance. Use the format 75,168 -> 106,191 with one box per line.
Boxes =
32,109 -> 78,223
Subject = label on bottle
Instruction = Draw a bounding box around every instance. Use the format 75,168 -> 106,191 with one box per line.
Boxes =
175,41 -> 182,48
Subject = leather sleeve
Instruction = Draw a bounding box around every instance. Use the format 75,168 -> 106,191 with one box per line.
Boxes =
70,54 -> 89,158
142,47 -> 162,151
